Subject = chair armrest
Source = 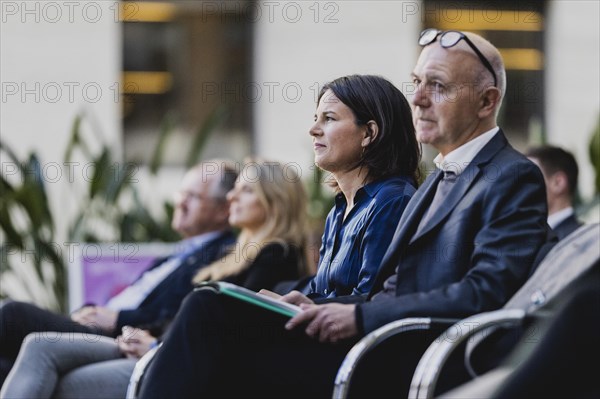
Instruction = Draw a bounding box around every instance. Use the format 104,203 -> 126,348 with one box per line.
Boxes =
408,309 -> 525,399
126,343 -> 162,399
333,317 -> 455,399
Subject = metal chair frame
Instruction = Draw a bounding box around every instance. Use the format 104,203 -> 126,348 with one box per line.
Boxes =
331,223 -> 599,399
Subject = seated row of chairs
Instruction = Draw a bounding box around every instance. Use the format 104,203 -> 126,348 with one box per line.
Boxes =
127,223 -> 600,398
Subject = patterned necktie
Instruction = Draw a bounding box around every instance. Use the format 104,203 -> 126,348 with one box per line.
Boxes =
376,170 -> 458,298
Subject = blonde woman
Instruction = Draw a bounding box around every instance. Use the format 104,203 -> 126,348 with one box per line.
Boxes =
0,159 -> 308,399
192,157 -> 308,290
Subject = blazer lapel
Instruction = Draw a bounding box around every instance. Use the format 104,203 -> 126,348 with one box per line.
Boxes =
399,170 -> 443,240
410,130 -> 510,244
410,167 -> 480,243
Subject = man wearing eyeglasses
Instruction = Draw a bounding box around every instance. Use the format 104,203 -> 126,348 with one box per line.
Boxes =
136,31 -> 549,399
0,160 -> 237,386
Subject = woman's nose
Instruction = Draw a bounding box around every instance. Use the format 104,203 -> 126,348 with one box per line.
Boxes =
309,122 -> 321,137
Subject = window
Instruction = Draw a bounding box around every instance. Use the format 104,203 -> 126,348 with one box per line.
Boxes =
121,1 -> 253,165
423,0 -> 545,149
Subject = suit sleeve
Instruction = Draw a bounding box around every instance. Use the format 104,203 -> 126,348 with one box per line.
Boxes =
114,271 -> 196,334
357,161 -> 548,335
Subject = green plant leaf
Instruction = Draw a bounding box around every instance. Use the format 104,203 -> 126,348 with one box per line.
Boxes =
67,210 -> 87,242
119,213 -> 136,242
37,237 -> 63,265
64,114 -> 82,162
0,152 -> 23,249
89,148 -> 111,198
163,201 -> 175,223
104,162 -> 135,203
589,116 -> 600,195
84,232 -> 99,242
185,105 -> 229,168
29,237 -> 46,283
14,156 -> 54,233
2,108 -> 226,311
1,140 -> 66,311
149,112 -> 177,174
0,246 -> 12,274
0,201 -> 24,249
28,154 -> 55,229
0,139 -> 28,172
0,172 -> 15,194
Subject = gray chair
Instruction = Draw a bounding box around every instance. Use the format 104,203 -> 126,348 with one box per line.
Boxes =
414,261 -> 600,398
333,223 -> 600,399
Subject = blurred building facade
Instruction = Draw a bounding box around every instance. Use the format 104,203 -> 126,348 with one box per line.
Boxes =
2,0 -> 599,245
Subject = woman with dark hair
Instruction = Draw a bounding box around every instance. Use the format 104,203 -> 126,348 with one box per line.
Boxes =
305,74 -> 420,297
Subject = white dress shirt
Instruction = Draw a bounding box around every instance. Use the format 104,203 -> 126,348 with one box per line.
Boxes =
434,127 -> 500,175
548,207 -> 575,229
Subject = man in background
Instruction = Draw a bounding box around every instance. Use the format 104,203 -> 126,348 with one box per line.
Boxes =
527,145 -> 582,239
0,160 -> 238,385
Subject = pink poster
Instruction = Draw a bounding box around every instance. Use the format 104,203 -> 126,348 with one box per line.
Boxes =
69,243 -> 175,311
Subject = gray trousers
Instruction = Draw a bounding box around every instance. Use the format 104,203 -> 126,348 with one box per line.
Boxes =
0,333 -> 135,399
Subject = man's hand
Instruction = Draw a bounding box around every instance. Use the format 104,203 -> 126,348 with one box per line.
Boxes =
70,306 -> 96,324
285,303 -> 358,343
116,327 -> 157,359
71,306 -> 117,333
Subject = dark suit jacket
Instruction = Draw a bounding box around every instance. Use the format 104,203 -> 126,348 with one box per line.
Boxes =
115,230 -> 235,334
552,213 -> 582,240
355,131 -> 548,334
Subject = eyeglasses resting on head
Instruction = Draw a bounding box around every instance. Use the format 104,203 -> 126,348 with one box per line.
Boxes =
418,28 -> 498,88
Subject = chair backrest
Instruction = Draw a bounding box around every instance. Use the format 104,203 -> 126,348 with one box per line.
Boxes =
490,265 -> 600,398
503,223 -> 599,312
466,223 -> 599,361
335,224 -> 600,399
409,223 -> 600,398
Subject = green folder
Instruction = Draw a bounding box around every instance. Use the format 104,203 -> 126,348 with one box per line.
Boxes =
195,281 -> 302,318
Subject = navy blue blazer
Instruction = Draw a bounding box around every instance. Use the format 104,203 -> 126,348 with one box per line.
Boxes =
355,131 -> 549,334
115,230 -> 235,334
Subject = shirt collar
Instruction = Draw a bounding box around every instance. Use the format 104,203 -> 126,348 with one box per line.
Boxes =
335,175 -> 413,204
434,127 -> 499,176
362,175 -> 413,197
548,207 -> 575,229
175,230 -> 223,254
